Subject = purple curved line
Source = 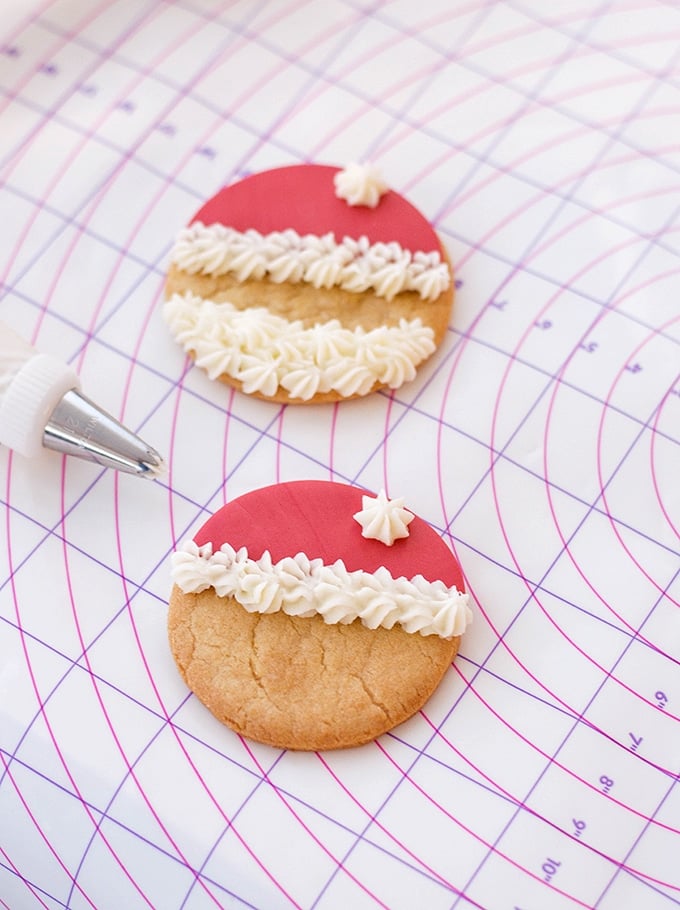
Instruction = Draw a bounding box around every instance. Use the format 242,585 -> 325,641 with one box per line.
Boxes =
427,115 -> 680,908
452,134 -> 678,277
308,1 -> 667,173
0,769 -> 53,908
649,387 -> 680,541
5,3 -> 251,905
0,2 -> 163,337
452,666 -> 680,848
56,463 -> 165,908
315,749 -> 479,896
400,24 -> 679,204
63,277 -> 227,907
484,234 -> 680,701
464,219 -> 680,862
374,738 -> 595,909
539,259 -> 680,638
237,739 -> 391,909
0,0 -> 105,166
594,308 -> 680,583
73,285 -> 271,898
3,2 -> 318,906
166,354 -> 192,546
435,184 -> 680,700
302,3 -> 499,161
4,458 -> 107,909
438,665 -> 680,878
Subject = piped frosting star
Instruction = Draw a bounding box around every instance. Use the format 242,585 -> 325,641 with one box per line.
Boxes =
353,489 -> 414,546
333,162 -> 388,208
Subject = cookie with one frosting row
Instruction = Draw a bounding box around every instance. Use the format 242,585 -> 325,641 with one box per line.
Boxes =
163,163 -> 454,403
168,480 -> 472,751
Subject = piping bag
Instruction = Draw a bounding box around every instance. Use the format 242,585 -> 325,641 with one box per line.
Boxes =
0,320 -> 164,479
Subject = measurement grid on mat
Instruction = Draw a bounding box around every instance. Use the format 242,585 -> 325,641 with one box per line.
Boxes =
0,2 -> 678,909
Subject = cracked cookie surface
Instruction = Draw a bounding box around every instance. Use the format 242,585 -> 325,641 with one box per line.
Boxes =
168,587 -> 459,751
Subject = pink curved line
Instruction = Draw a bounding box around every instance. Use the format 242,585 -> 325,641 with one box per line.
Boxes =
236,739 -> 391,909
433,504 -> 680,814
0,1 -> 163,329
161,383 -> 300,910
0,0 -> 101,156
4,457 -> 109,909
422,128 -> 680,621
274,406 -> 286,485
57,301 -> 227,907
315,747 -> 480,898
328,401 -> 340,480
539,265 -> 680,639
590,266 -> 680,547
55,272 -> 305,908
303,3 -> 501,161
2,5 -> 256,904
5,1 -> 339,904
441,664 -> 680,877
0,770 -> 53,908
166,8 -> 680,910
649,389 -> 680,541
374,738 -> 594,909
451,130 -> 678,277
312,636 -> 680,905
381,393 -> 396,494
375,23 -> 676,203
72,191 -> 309,910
426,22 -> 680,568
2,7 -> 676,910
596,313 -> 680,572
306,0 -> 671,174
429,80 -> 667,218
103,5 -> 401,902
486,234 -> 680,691
435,185 -> 680,698
442,209 -> 680,845
489,266 -> 680,697
426,147 -> 680,885
166,353 -> 193,547
56,472 -> 166,908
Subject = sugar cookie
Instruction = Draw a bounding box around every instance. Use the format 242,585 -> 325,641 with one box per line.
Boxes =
163,163 -> 454,403
167,480 -> 472,751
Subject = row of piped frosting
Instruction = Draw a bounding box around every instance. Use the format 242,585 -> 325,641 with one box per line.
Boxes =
170,222 -> 450,301
171,540 -> 472,640
163,290 -> 436,400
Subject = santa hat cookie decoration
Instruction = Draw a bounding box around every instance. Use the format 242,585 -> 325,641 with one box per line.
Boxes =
163,163 -> 454,404
167,480 -> 472,751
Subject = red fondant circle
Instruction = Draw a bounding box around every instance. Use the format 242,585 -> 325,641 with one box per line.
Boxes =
194,480 -> 465,590
191,164 -> 442,254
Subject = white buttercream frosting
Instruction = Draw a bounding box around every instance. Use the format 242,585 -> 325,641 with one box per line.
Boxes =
171,540 -> 472,639
170,222 -> 450,302
163,290 -> 436,400
353,489 -> 414,546
333,162 -> 389,208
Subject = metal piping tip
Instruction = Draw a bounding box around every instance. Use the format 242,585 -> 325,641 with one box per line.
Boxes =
43,389 -> 165,479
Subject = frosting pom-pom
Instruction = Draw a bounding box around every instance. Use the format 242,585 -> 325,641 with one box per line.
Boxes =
353,489 -> 414,546
333,162 -> 388,208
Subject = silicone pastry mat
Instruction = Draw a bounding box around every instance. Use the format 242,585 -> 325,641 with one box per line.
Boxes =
0,2 -> 678,909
